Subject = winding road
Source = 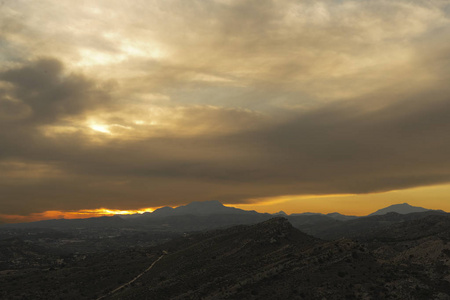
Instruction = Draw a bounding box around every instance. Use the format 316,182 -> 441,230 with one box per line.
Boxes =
96,252 -> 167,300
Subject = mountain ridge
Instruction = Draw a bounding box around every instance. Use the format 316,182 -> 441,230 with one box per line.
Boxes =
368,202 -> 434,216
1,216 -> 450,299
1,201 -> 446,238
147,200 -> 257,217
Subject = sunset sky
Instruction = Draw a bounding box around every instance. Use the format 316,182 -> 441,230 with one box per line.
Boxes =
1,0 -> 450,223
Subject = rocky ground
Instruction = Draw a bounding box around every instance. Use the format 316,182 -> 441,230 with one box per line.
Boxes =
1,216 -> 449,299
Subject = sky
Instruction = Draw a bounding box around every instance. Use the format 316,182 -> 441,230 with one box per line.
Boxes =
1,0 -> 450,223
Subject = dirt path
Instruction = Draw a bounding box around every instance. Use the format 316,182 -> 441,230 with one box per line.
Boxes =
96,252 -> 166,300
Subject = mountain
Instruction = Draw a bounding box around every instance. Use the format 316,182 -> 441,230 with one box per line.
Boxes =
368,203 -> 431,216
125,217 -> 450,299
308,210 -> 449,240
326,212 -> 358,221
148,200 -> 256,217
145,206 -> 174,217
1,201 -> 447,240
1,201 -> 264,231
117,200 -> 273,232
273,210 -> 288,216
364,214 -> 450,242
3,217 -> 449,299
290,212 -> 358,221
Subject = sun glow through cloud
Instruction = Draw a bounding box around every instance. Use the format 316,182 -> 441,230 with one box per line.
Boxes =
89,123 -> 111,134
1,0 -> 450,222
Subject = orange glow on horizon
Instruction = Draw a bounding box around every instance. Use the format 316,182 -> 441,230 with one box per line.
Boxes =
1,184 -> 450,224
233,184 -> 450,216
0,207 -> 157,224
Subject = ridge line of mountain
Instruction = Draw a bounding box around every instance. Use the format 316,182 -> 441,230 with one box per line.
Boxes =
1,200 -> 446,230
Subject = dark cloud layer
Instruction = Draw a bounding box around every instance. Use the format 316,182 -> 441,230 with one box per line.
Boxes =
1,57 -> 450,215
0,59 -> 108,125
1,1 -> 450,217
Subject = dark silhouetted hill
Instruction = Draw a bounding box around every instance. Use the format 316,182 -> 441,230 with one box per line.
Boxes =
149,200 -> 256,217
1,201 -> 448,242
307,210 -> 449,240
1,217 -> 450,299
365,214 -> 450,242
113,217 -> 450,299
368,202 -> 434,216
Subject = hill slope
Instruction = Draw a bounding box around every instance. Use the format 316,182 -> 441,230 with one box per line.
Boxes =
111,217 -> 450,300
368,203 -> 431,216
1,217 -> 450,299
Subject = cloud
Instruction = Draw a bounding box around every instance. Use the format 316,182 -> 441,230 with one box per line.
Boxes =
0,1 -> 450,216
1,64 -> 449,215
0,58 -> 110,125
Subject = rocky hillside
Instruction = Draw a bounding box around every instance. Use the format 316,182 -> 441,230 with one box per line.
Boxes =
1,217 -> 449,299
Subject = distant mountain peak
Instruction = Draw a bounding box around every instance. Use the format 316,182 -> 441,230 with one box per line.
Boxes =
327,212 -> 343,216
273,211 -> 287,216
369,203 -> 430,216
147,200 -> 255,218
151,206 -> 174,216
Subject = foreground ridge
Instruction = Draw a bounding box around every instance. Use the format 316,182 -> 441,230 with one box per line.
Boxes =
1,216 -> 449,299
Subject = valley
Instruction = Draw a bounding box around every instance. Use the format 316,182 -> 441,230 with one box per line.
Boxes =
0,201 -> 449,299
